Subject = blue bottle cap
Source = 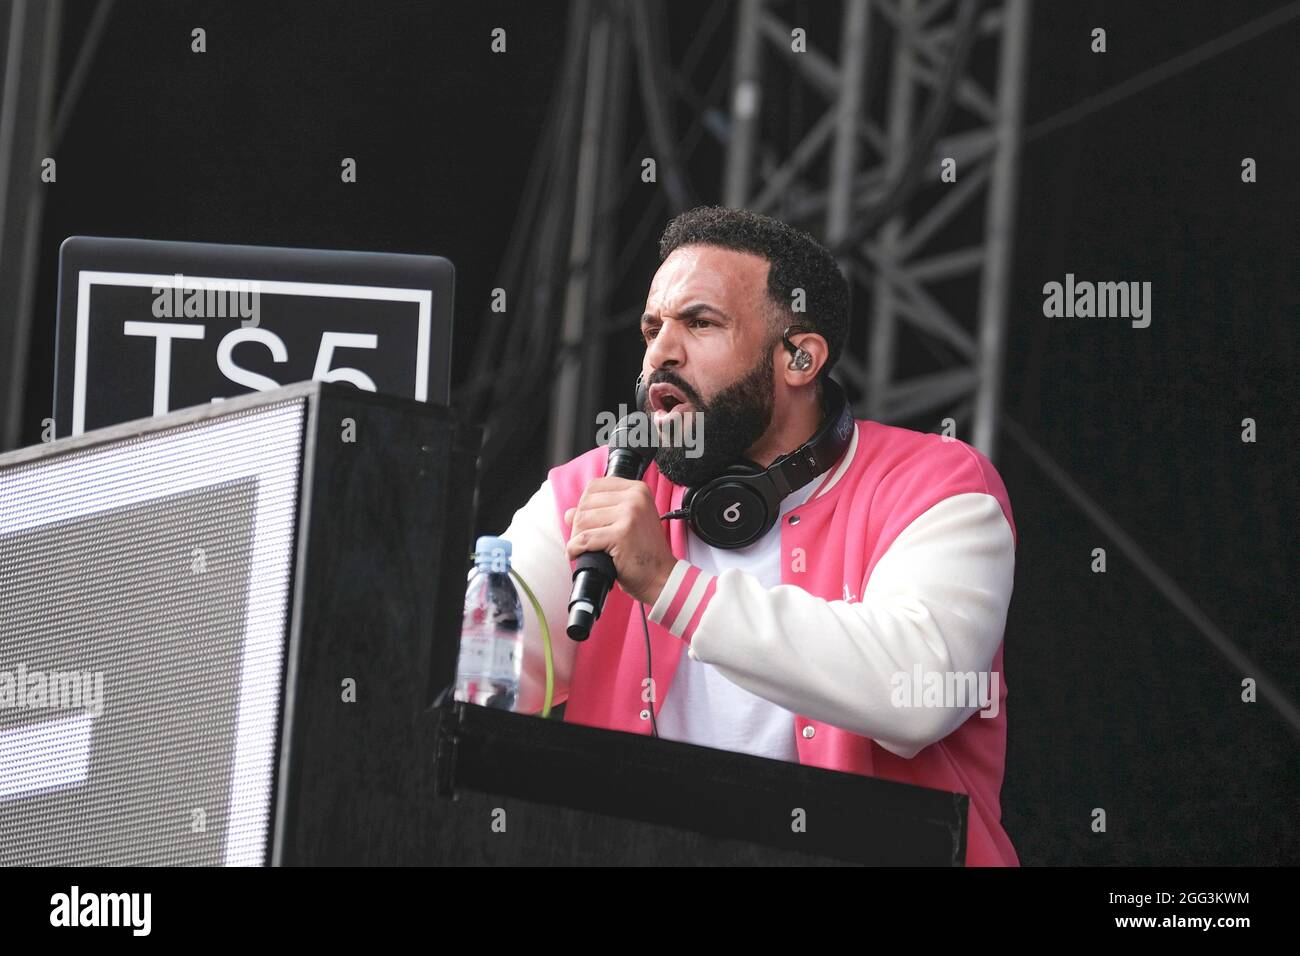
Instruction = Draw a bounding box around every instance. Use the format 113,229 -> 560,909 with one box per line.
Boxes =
474,535 -> 512,573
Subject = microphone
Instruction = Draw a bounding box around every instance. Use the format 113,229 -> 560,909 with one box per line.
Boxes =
566,418 -> 654,641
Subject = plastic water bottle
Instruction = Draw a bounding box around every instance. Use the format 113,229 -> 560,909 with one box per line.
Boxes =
454,535 -> 524,710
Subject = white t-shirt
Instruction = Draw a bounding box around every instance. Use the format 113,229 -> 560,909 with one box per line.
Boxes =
653,474 -> 822,762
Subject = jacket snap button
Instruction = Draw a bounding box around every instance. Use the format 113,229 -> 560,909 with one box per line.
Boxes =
788,514 -> 800,525
639,709 -> 651,721
802,725 -> 815,739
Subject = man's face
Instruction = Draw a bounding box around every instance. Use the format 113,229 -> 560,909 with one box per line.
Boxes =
639,244 -> 784,487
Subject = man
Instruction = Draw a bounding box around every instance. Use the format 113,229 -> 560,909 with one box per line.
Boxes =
497,205 -> 1019,866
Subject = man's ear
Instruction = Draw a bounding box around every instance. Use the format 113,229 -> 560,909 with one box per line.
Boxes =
780,331 -> 829,384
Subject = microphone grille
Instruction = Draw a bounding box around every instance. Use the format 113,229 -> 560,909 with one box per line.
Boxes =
607,417 -> 655,463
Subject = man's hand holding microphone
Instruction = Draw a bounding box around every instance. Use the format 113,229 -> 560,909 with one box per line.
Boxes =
564,478 -> 676,609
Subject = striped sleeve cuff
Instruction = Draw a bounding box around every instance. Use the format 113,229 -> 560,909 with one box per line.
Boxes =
647,559 -> 718,645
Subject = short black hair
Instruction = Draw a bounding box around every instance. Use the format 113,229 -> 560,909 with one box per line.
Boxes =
657,205 -> 850,379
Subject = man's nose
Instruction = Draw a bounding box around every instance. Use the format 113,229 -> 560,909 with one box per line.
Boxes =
644,318 -> 686,369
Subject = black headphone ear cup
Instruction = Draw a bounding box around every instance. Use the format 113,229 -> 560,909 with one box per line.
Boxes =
688,473 -> 777,549
681,460 -> 763,522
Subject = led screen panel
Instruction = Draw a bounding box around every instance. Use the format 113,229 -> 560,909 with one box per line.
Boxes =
0,400 -> 305,865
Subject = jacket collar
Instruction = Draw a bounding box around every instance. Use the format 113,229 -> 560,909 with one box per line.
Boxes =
809,419 -> 859,500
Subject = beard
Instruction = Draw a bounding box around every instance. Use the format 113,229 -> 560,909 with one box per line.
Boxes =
643,352 -> 776,488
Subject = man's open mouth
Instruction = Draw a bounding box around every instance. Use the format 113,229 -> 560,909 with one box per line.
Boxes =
648,382 -> 694,419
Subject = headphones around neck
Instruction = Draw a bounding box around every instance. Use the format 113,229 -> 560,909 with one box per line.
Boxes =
634,369 -> 855,549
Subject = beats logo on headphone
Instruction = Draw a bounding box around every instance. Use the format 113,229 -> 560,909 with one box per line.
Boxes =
635,368 -> 854,549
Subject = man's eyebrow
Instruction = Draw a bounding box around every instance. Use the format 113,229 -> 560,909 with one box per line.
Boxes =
640,303 -> 730,326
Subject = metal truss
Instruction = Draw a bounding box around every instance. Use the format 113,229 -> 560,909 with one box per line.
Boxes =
461,0 -> 1029,467
460,0 -> 737,473
724,0 -> 1031,459
0,0 -> 64,451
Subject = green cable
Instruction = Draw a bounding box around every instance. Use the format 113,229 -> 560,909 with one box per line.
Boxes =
465,551 -> 555,719
508,565 -> 555,719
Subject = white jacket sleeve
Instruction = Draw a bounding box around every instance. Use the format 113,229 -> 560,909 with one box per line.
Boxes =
646,492 -> 1015,758
492,478 -> 578,714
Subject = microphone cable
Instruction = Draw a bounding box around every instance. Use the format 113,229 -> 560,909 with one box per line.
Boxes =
640,600 -> 659,738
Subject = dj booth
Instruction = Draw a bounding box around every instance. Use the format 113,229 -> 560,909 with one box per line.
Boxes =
0,383 -> 969,865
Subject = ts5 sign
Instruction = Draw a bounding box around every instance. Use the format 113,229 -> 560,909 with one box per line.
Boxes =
54,238 -> 453,438
124,321 -> 383,419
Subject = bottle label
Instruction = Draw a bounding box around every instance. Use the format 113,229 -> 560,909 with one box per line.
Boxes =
458,625 -> 519,680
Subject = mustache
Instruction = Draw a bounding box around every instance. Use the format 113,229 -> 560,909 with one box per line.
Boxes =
645,370 -> 703,408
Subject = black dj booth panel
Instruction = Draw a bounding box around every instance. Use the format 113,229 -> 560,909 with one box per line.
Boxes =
0,383 -> 968,866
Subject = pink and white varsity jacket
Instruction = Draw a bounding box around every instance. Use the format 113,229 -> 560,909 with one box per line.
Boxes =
500,418 -> 1019,866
